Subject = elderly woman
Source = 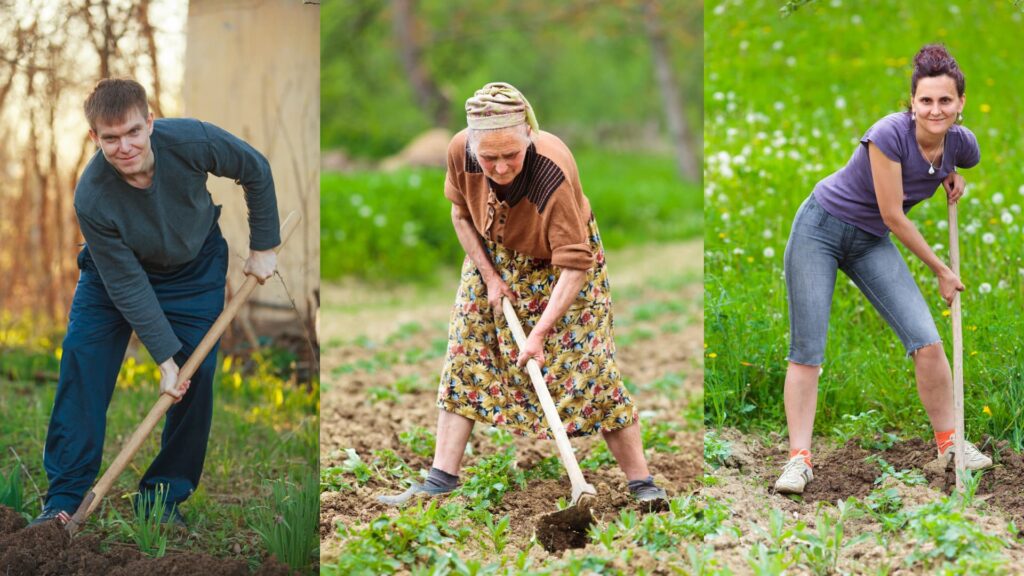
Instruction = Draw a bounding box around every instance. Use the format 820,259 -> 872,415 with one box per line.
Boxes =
380,82 -> 667,506
776,45 -> 991,495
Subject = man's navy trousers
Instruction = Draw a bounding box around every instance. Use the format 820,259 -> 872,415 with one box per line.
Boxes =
43,222 -> 228,512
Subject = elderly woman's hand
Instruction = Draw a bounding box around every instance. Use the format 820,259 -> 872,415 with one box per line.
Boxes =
485,274 -> 517,312
943,171 -> 966,204
516,331 -> 546,368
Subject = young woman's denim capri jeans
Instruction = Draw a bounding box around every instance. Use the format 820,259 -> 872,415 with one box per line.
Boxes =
784,194 -> 942,366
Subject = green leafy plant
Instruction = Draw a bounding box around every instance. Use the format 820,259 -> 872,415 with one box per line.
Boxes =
0,467 -> 27,518
320,466 -> 352,493
340,448 -> 373,485
703,429 -> 732,469
866,455 -> 927,486
524,455 -> 564,481
113,486 -> 176,558
456,447 -> 525,508
833,411 -> 900,451
248,472 -> 319,572
399,426 -> 437,459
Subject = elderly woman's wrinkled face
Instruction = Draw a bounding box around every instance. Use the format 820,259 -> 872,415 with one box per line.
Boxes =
474,127 -> 531,185
911,75 -> 964,138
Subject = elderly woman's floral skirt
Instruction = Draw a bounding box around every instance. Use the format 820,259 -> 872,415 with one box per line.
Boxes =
437,218 -> 637,439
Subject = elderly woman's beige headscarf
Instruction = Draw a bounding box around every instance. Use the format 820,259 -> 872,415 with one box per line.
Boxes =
465,82 -> 539,133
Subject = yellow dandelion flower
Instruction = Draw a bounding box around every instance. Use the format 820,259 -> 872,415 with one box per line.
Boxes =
274,388 -> 284,407
718,232 -> 727,239
942,310 -> 951,317
980,103 -> 991,113
983,406 -> 992,416
708,352 -> 718,359
970,351 -> 978,356
746,256 -> 755,264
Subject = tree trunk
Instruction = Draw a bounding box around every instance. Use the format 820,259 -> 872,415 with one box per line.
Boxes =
392,0 -> 449,127
643,0 -> 698,181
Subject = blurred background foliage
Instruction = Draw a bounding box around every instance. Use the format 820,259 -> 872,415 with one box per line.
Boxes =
320,0 -> 703,284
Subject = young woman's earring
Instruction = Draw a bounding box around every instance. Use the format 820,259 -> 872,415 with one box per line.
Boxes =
956,111 -> 964,125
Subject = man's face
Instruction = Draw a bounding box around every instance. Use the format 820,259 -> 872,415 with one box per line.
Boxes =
89,107 -> 155,180
474,127 -> 530,186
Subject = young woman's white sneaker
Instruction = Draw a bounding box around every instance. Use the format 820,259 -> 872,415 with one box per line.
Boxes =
939,439 -> 993,470
774,456 -> 814,494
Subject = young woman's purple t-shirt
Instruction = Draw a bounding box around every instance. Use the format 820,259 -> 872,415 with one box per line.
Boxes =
813,112 -> 980,237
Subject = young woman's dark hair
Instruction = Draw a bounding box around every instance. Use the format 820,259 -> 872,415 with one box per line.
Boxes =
911,44 -> 965,96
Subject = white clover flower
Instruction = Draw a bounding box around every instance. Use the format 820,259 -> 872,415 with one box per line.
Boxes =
1018,184 -> 1024,195
993,193 -> 1005,205
772,40 -> 784,51
1013,204 -> 1022,213
350,194 -> 364,206
932,244 -> 944,252
713,92 -> 725,101
763,229 -> 774,240
732,247 -> 745,255
982,232 -> 996,244
979,283 -> 992,294
764,247 -> 776,258
358,205 -> 372,218
786,56 -> 797,67
851,14 -> 862,24
835,97 -> 847,110
774,101 -> 785,111
373,214 -> 387,227
739,40 -> 749,51
722,212 -> 731,221
1002,212 -> 1014,225
998,279 -> 1010,290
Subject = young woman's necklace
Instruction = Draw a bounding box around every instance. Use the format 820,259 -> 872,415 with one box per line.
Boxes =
922,134 -> 946,175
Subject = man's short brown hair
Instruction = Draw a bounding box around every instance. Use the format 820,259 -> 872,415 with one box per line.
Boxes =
83,78 -> 149,131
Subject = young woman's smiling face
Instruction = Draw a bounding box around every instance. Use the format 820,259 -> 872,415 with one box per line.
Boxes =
911,74 -> 965,138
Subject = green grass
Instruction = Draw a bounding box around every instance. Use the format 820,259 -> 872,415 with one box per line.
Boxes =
704,0 -> 1024,445
321,148 -> 701,283
0,338 -> 319,573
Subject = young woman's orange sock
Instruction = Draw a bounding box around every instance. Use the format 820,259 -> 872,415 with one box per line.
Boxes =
790,448 -> 812,468
935,429 -> 955,453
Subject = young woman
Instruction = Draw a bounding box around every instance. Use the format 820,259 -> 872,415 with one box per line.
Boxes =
776,45 -> 990,494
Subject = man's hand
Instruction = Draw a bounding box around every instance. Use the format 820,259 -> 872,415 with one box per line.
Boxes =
244,249 -> 277,285
159,358 -> 190,403
943,172 -> 966,204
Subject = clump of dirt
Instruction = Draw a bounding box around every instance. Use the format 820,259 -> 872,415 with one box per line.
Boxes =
535,502 -> 595,553
0,507 -> 296,576
0,507 -> 26,534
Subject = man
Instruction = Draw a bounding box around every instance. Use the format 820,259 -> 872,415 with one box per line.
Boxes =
32,78 -> 280,528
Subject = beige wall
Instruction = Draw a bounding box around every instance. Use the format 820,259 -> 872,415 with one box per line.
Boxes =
183,0 -> 319,330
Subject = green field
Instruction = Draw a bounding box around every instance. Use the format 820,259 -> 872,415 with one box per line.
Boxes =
321,148 -> 702,283
704,0 -> 1024,445
0,318 -> 319,573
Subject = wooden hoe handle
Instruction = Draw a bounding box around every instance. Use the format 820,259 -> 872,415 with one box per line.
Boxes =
501,298 -> 596,505
67,212 -> 301,533
948,202 -> 965,490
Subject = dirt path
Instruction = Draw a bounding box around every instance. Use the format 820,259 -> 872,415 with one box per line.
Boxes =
319,241 -> 703,569
704,429 -> 1024,574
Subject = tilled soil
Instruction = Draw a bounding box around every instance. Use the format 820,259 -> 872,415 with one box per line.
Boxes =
319,242 -> 704,567
705,429 -> 1024,573
0,507 -> 294,576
